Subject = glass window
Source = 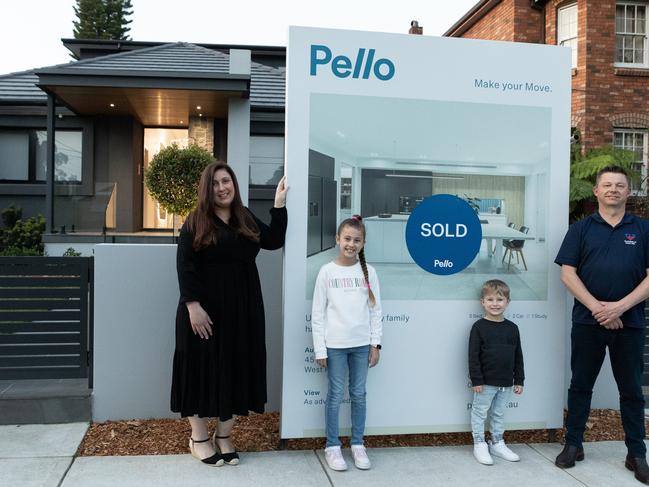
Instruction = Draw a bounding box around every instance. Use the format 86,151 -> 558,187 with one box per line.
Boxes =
616,2 -> 648,65
35,131 -> 83,183
0,132 -> 29,181
613,128 -> 648,192
250,136 -> 285,185
558,4 -> 578,68
0,129 -> 82,183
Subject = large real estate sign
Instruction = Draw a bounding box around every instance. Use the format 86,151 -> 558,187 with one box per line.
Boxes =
281,27 -> 571,438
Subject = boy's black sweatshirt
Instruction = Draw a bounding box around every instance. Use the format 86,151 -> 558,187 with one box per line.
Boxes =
468,318 -> 525,387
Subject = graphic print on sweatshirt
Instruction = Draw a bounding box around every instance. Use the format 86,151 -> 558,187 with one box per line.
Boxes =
328,277 -> 366,292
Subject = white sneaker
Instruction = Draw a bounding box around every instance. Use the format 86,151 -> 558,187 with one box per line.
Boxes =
473,442 -> 494,465
351,445 -> 371,470
325,446 -> 348,471
489,440 -> 520,462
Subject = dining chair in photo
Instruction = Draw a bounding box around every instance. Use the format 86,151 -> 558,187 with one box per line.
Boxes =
503,225 -> 530,271
498,222 -> 518,254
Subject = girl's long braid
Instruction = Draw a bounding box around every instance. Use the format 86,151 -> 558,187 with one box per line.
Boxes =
358,247 -> 376,307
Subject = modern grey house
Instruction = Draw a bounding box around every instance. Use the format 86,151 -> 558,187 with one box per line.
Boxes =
0,38 -> 286,246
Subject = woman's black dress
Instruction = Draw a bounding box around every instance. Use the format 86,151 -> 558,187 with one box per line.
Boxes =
171,207 -> 287,420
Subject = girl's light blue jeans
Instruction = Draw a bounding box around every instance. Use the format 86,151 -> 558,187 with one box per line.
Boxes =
471,385 -> 511,443
325,345 -> 370,448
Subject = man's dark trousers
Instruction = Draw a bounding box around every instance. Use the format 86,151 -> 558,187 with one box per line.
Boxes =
566,323 -> 646,457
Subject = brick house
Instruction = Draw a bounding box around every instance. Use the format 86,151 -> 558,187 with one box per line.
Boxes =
445,0 -> 649,187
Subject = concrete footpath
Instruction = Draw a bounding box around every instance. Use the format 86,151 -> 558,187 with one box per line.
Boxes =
1,423 -> 646,487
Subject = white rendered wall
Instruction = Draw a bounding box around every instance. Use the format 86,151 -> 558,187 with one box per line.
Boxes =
92,243 -> 284,421
93,244 -> 177,420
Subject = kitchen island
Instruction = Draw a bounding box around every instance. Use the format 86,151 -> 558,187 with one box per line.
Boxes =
364,215 -> 414,264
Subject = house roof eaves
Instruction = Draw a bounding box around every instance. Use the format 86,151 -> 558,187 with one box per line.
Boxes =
35,67 -> 249,81
36,73 -> 249,94
443,0 -> 502,37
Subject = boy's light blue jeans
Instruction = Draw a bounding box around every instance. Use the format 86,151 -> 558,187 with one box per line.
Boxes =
471,385 -> 511,443
325,345 -> 370,448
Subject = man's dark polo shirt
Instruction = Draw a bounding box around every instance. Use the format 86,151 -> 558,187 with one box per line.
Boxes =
555,212 -> 649,328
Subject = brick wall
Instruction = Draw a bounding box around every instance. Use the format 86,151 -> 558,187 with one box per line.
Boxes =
548,0 -> 649,153
581,0 -> 649,153
462,0 -> 516,41
513,0 -> 544,43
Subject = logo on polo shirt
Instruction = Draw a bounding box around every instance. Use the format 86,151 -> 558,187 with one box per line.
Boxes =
625,233 -> 637,245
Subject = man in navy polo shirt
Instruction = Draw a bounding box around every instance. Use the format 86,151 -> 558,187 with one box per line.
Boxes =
555,166 -> 649,484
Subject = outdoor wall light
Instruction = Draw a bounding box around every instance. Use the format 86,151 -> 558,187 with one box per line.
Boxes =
109,103 -> 115,108
196,105 -> 202,110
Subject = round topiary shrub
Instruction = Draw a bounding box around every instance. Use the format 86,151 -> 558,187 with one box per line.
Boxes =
144,144 -> 215,217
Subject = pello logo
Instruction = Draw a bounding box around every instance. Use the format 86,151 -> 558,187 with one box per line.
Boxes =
625,233 -> 637,245
310,45 -> 395,80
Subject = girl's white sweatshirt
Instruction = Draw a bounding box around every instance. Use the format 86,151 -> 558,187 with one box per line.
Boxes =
311,260 -> 382,359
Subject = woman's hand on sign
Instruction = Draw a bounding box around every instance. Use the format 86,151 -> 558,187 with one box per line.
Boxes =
186,301 -> 213,339
472,385 -> 483,393
274,176 -> 288,208
513,385 -> 524,395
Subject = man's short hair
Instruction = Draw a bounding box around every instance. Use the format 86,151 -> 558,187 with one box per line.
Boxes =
480,279 -> 511,300
595,165 -> 630,186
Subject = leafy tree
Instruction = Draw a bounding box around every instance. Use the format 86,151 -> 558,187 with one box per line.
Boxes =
73,0 -> 133,41
0,205 -> 46,256
144,144 -> 215,218
569,130 -> 639,218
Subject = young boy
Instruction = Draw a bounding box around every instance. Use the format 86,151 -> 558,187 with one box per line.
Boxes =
469,279 -> 524,465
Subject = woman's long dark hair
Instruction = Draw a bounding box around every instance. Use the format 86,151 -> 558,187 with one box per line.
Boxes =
186,162 -> 260,250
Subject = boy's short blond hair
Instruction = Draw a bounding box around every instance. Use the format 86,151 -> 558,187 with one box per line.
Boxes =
480,279 -> 510,300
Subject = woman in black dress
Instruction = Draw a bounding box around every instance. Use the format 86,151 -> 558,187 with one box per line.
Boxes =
171,161 -> 287,466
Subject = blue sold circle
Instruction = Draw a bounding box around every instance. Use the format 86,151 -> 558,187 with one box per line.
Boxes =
405,194 -> 482,276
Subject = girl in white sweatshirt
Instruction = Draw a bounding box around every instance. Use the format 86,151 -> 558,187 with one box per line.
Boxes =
311,215 -> 382,472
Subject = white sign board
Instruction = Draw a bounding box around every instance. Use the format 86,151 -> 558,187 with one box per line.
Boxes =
281,27 -> 571,438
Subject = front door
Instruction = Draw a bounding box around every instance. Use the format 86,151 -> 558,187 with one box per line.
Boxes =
142,128 -> 188,230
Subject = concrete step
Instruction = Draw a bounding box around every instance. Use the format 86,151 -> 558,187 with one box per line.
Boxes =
0,379 -> 91,424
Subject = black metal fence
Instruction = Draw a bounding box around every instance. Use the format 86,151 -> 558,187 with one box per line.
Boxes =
0,257 -> 93,381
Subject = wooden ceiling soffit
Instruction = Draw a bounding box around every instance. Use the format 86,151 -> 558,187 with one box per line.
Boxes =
43,86 -> 240,126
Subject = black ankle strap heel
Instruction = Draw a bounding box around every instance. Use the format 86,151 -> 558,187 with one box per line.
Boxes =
212,434 -> 240,465
189,437 -> 224,466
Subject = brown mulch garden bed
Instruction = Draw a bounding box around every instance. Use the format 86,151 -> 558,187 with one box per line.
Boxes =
78,409 -> 637,456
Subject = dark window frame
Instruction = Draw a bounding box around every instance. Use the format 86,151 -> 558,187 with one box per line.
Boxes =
0,117 -> 94,197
